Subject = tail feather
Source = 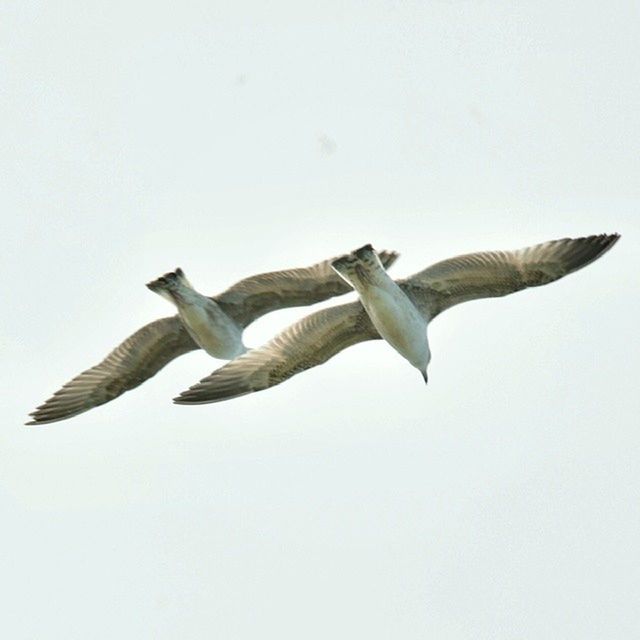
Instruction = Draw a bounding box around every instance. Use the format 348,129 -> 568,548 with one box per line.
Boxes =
331,244 -> 386,287
146,268 -> 191,301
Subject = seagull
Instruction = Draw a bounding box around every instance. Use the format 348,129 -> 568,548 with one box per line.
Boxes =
27,250 -> 399,424
332,244 -> 430,382
174,233 -> 619,405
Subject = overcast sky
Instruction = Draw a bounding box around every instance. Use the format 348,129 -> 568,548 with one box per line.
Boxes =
2,1 -> 639,638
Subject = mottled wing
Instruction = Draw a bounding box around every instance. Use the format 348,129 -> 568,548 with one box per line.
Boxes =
174,302 -> 379,404
27,316 -> 198,425
404,234 -> 620,318
214,250 -> 399,327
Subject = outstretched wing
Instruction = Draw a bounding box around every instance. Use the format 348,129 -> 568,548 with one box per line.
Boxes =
174,302 -> 379,404
404,234 -> 620,318
27,250 -> 398,424
27,316 -> 197,425
214,250 -> 399,327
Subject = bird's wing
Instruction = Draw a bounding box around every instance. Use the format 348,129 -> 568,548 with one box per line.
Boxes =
174,302 -> 379,404
27,316 -> 198,425
213,250 -> 399,327
403,234 -> 620,318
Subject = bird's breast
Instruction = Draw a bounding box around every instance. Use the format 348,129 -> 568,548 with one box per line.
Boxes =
361,285 -> 428,366
179,304 -> 244,359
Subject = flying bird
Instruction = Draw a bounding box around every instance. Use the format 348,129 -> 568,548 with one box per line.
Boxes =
27,250 -> 399,424
174,233 -> 619,405
333,244 -> 431,382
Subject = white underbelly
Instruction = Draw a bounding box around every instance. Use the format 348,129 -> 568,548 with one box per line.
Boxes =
179,305 -> 244,359
361,286 -> 428,368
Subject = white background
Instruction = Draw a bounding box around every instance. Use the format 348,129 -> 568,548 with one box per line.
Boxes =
2,1 -> 639,638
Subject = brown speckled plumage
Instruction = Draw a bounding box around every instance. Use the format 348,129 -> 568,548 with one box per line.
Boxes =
175,234 -> 619,405
27,250 -> 399,424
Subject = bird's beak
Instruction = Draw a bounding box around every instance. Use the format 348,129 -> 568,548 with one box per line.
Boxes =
421,371 -> 428,385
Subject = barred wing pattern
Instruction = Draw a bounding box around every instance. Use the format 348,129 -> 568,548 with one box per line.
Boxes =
174,302 -> 380,404
215,250 -> 399,327
176,234 -> 619,405
28,317 -> 197,425
403,234 -> 620,318
27,250 -> 399,424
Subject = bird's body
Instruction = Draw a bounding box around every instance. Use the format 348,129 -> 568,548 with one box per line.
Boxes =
175,233 -> 620,405
332,245 -> 430,379
146,269 -> 246,359
179,302 -> 245,360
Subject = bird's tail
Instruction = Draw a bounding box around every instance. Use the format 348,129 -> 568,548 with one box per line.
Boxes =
146,268 -> 192,302
331,244 -> 387,289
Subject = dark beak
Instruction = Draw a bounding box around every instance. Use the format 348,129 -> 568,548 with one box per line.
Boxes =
421,371 -> 428,385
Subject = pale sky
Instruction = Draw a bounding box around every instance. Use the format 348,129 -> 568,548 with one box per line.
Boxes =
2,1 -> 639,638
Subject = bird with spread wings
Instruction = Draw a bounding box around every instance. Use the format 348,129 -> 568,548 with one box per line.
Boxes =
174,234 -> 619,406
27,250 -> 399,424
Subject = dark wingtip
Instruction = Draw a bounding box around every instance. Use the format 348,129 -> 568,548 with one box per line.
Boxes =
598,232 -> 620,246
584,232 -> 621,264
25,411 -> 49,426
173,393 -> 201,405
596,232 -> 620,244
173,385 -> 198,404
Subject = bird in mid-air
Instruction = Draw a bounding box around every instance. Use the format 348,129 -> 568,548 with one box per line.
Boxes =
175,233 -> 619,405
26,250 -> 400,424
